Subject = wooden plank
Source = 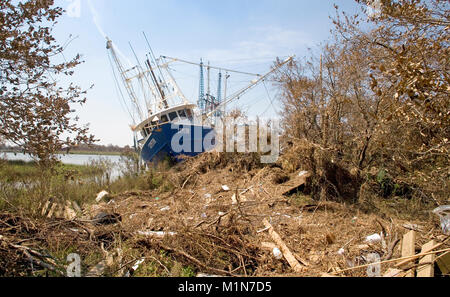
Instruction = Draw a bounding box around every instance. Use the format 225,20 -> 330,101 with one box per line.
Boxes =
261,242 -> 278,250
277,171 -> 310,196
437,251 -> 450,275
401,230 -> 416,277
263,219 -> 304,273
383,268 -> 406,277
417,240 -> 436,277
321,273 -> 338,277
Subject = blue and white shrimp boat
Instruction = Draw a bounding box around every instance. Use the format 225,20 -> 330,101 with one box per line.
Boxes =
106,37 -> 292,165
133,103 -> 215,163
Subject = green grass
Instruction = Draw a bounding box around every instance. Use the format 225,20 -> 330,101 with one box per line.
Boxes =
0,160 -> 103,183
0,157 -> 175,215
60,151 -> 124,156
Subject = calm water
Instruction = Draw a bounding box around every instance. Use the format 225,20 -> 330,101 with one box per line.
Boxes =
1,152 -> 125,180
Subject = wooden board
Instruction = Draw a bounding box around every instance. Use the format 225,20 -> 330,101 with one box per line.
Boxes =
277,171 -> 311,196
263,219 -> 304,273
417,240 -> 436,277
437,251 -> 450,275
401,230 -> 416,277
383,268 -> 406,278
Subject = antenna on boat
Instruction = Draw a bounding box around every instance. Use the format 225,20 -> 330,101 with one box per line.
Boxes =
198,59 -> 206,113
129,41 -> 154,115
143,32 -> 170,110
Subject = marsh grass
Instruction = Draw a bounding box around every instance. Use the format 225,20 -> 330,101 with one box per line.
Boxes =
0,156 -> 175,215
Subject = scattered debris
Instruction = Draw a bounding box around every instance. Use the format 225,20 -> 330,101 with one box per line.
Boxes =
326,233 -> 336,245
417,240 -> 436,277
402,224 -> 424,232
1,153 -> 448,277
137,231 -> 177,238
132,258 -> 145,271
278,171 -> 311,196
263,219 -> 304,273
365,233 -> 382,244
86,261 -> 107,277
383,268 -> 405,277
221,185 -> 230,192
197,273 -> 221,277
96,190 -> 110,203
231,194 -> 238,205
437,251 -> 450,275
433,206 -> 450,235
273,248 -> 283,260
401,230 -> 416,277
93,212 -> 121,225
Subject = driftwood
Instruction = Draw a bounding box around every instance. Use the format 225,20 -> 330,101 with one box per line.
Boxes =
333,247 -> 450,275
262,219 -> 304,273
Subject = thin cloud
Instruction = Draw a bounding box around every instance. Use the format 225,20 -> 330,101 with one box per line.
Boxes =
200,26 -> 312,63
86,0 -> 132,67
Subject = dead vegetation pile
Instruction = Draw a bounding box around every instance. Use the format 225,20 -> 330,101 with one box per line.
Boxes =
2,152 -> 447,277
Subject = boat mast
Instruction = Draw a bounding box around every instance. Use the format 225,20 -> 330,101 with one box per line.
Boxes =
145,57 -> 168,110
216,71 -> 222,117
143,32 -> 170,110
198,59 -> 206,113
129,42 -> 154,115
106,38 -> 144,121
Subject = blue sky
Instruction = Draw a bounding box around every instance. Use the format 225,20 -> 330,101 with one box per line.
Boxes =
51,0 -> 362,146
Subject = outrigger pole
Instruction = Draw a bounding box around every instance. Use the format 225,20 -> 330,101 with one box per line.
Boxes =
204,56 -> 294,120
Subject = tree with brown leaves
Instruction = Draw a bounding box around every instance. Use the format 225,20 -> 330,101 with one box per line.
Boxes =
0,0 -> 96,166
276,0 -> 449,204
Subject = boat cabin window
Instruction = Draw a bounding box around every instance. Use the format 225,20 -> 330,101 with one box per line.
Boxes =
186,109 -> 193,119
169,112 -> 178,121
142,125 -> 152,137
178,109 -> 187,119
160,114 -> 169,123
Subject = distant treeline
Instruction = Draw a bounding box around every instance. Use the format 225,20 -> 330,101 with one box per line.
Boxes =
0,144 -> 134,154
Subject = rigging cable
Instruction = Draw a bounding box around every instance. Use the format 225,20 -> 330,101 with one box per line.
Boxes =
260,80 -> 279,117
107,51 -> 136,125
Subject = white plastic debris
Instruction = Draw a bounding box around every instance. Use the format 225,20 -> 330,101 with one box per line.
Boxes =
137,231 -> 177,238
298,171 -> 309,177
365,233 -> 382,244
433,206 -> 450,235
197,273 -> 221,278
204,193 -> 212,199
337,248 -> 345,256
95,190 -> 109,203
222,185 -> 230,192
231,194 -> 238,205
160,206 -> 170,212
132,258 -> 145,271
273,248 -> 283,260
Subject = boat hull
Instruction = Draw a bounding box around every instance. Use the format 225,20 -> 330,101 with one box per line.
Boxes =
140,123 -> 215,164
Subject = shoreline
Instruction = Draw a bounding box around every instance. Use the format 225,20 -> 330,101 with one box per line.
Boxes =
0,150 -> 126,157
